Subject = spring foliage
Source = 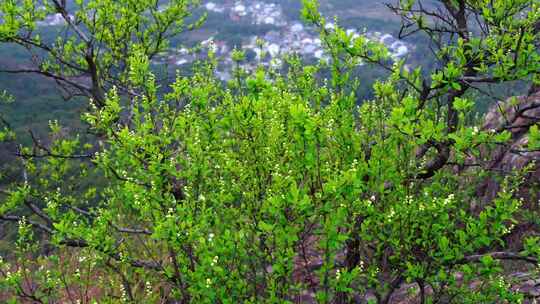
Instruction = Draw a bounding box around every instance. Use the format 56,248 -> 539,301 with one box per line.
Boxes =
0,0 -> 540,303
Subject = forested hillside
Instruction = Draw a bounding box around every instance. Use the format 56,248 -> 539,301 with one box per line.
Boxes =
0,0 -> 429,135
0,0 -> 539,303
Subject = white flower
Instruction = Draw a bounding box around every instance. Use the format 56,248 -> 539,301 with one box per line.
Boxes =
405,195 -> 413,204
18,216 -> 26,226
210,255 -> 219,267
442,194 -> 455,206
387,208 -> 395,220
119,283 -> 127,301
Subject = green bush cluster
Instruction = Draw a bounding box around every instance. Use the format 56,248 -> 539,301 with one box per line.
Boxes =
0,0 -> 539,303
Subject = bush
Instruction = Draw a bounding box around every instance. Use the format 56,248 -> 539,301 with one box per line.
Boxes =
1,0 -> 539,303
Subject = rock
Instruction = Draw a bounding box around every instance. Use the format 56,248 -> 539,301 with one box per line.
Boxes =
477,89 -> 540,205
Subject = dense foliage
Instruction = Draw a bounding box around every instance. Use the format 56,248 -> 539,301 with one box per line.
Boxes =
0,0 -> 539,303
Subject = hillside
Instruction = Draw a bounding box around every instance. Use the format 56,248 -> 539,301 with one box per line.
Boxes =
0,0 -> 433,134
0,0 -> 539,303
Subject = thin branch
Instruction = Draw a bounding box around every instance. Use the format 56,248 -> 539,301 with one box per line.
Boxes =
0,68 -> 91,96
0,214 -> 53,234
463,252 -> 538,265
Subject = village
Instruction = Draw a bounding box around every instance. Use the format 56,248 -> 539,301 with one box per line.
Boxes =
160,0 -> 412,81
35,0 -> 412,81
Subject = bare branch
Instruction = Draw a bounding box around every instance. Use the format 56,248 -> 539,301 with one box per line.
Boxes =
463,252 -> 538,265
